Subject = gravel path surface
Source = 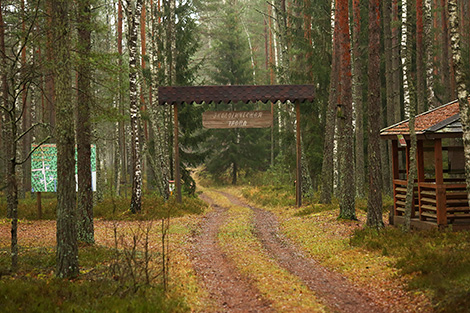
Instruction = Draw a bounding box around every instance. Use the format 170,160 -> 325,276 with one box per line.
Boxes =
220,191 -> 386,313
190,193 -> 274,312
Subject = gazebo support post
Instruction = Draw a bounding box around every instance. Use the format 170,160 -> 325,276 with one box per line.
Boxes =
174,103 -> 182,203
392,140 -> 399,217
434,138 -> 447,226
295,100 -> 302,207
417,140 -> 424,219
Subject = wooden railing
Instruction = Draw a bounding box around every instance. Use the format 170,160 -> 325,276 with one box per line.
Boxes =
393,179 -> 417,218
394,180 -> 470,226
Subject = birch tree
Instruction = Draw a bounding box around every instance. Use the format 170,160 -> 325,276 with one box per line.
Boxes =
125,0 -> 144,213
403,0 -> 418,232
424,0 -> 437,108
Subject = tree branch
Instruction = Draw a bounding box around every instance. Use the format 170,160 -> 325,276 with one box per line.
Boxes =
16,135 -> 52,166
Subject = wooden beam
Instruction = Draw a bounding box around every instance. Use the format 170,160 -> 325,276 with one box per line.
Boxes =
295,100 -> 302,207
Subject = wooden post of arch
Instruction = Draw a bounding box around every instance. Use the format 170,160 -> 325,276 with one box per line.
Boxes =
174,103 -> 182,203
295,100 -> 302,207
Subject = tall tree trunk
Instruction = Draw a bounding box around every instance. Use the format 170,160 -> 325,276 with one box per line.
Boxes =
76,0 -> 94,244
417,0 -> 425,113
320,0 -> 338,205
53,0 -> 79,279
127,0 -> 144,214
337,0 -> 356,220
424,0 -> 437,108
392,0 -> 401,122
367,0 -> 383,228
440,0 -> 452,102
403,0 -> 418,232
352,0 -> 365,198
21,0 -> 31,198
1,1 -> 18,270
448,0 -> 470,209
402,0 -> 411,118
45,0 -> 55,128
148,0 -> 170,200
383,0 -> 394,196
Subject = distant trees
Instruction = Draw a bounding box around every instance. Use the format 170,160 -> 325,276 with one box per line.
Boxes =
204,0 -> 269,184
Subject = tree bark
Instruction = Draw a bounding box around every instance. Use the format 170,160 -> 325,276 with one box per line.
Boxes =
366,0 -> 383,228
147,0 -> 170,200
402,0 -> 410,118
403,0 -> 418,232
352,0 -> 365,199
337,0 -> 356,220
391,0 -> 401,122
383,0 -> 394,196
417,0 -> 425,113
76,0 -> 94,244
0,2 -> 19,269
320,0 -> 338,205
424,0 -> 437,108
448,0 -> 470,209
440,0 -> 452,102
53,0 -> 79,278
127,0 -> 144,213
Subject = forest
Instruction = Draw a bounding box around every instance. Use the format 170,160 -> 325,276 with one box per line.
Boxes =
1,0 -> 470,312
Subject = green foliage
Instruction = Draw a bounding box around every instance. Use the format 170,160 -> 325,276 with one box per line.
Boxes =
208,0 -> 253,85
350,228 -> 470,312
241,185 -> 295,207
293,203 -> 336,217
0,246 -> 186,313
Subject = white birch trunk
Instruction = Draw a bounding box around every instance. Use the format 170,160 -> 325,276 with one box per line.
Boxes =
424,0 -> 437,108
126,0 -> 144,213
401,0 -> 410,118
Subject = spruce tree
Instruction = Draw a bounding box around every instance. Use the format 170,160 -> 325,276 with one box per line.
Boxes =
204,0 -> 270,184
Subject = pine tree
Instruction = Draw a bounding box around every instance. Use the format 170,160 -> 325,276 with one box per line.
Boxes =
366,0 -> 383,228
337,0 -> 356,220
76,0 -> 94,244
205,0 -> 269,184
53,0 -> 79,278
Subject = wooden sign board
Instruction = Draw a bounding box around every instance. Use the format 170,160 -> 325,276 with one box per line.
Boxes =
203,110 -> 273,129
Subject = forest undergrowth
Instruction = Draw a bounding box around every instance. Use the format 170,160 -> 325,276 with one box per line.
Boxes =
1,183 -> 469,312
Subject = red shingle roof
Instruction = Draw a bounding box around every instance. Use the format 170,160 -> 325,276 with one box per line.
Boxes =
380,99 -> 462,138
158,85 -> 315,105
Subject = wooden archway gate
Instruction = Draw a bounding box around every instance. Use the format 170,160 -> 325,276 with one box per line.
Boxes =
158,85 -> 315,207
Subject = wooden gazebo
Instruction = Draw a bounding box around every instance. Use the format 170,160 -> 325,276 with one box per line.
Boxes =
380,99 -> 470,230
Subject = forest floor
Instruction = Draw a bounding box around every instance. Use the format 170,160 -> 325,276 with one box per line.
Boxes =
0,186 -> 434,312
